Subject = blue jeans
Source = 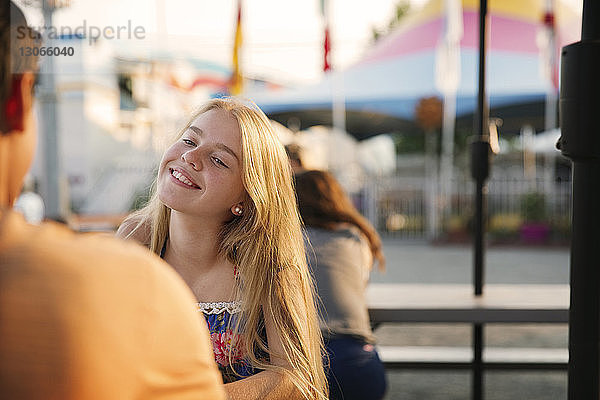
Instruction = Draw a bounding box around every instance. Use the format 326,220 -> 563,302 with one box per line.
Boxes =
325,335 -> 387,400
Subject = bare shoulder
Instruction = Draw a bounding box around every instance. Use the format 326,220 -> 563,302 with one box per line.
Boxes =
116,213 -> 151,246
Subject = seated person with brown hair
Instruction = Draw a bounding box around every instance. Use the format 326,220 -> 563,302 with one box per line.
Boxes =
296,170 -> 387,400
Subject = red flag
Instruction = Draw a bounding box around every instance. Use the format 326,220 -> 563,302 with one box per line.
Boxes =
323,24 -> 331,72
543,10 -> 559,90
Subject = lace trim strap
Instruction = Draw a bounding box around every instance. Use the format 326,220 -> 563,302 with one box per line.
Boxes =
197,300 -> 243,315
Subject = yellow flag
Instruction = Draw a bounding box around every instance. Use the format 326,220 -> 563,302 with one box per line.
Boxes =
231,0 -> 243,95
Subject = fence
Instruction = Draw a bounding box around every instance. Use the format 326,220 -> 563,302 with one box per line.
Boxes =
360,175 -> 572,242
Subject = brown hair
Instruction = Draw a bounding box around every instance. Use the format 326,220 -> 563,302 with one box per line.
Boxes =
1,2 -> 40,108
295,169 -> 385,270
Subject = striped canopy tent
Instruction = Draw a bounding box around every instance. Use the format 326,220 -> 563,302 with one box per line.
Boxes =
251,0 -> 581,140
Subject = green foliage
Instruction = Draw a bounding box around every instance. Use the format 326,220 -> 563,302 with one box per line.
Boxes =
489,213 -> 522,234
130,186 -> 152,211
390,1 -> 411,29
521,192 -> 547,222
488,213 -> 522,242
391,131 -> 427,154
372,0 -> 411,42
444,214 -> 469,234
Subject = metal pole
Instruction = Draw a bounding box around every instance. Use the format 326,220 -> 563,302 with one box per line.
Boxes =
473,324 -> 484,400
469,1 -> 489,399
581,0 -> 600,41
476,0 -> 489,150
473,176 -> 485,294
558,1 -> 600,398
471,0 -> 489,297
39,0 -> 63,220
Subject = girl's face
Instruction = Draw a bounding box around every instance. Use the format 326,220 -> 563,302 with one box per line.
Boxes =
157,108 -> 246,221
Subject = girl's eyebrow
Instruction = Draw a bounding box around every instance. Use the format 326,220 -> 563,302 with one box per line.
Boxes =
188,125 -> 203,137
188,125 -> 239,163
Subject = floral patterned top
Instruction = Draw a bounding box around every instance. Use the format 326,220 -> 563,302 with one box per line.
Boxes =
160,240 -> 262,382
197,300 -> 262,383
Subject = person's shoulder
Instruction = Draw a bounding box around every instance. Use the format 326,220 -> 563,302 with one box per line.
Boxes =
3,211 -> 159,278
10,214 -> 197,308
318,223 -> 366,243
116,213 -> 150,246
336,223 -> 364,238
306,224 -> 368,255
0,211 -> 226,399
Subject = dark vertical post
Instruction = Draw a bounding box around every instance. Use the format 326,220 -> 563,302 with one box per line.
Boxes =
581,0 -> 600,41
470,133 -> 488,400
471,140 -> 488,296
472,324 -> 484,400
471,0 -> 489,297
470,2 -> 489,399
559,2 -> 600,399
476,0 -> 489,153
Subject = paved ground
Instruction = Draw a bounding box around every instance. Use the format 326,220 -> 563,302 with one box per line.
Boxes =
370,239 -> 570,285
369,240 -> 570,400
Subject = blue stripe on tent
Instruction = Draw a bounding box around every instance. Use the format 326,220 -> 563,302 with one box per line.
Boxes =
260,93 -> 545,120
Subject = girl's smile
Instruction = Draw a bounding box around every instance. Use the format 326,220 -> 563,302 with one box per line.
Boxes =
168,167 -> 201,189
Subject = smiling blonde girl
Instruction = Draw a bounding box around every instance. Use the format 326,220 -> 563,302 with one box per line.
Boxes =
117,98 -> 327,400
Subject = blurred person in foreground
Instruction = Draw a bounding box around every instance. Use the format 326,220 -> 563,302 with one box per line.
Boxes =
296,169 -> 387,400
117,97 -> 328,400
0,2 -> 225,399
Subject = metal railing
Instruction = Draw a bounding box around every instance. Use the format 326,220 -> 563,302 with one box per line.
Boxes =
359,175 -> 571,241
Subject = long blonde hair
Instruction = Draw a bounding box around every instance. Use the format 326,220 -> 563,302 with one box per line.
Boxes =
124,97 -> 327,399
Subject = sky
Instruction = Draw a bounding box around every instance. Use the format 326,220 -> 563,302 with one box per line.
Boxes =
20,0 -> 429,85
20,0 -> 583,86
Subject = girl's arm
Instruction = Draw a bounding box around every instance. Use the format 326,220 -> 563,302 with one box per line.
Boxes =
223,304 -> 304,400
223,370 -> 299,400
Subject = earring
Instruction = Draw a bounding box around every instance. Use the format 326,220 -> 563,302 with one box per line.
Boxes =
233,205 -> 243,216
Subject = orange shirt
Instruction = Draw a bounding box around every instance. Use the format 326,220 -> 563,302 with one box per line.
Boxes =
0,210 -> 225,400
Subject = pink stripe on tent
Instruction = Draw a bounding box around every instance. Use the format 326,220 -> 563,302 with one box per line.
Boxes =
359,11 -> 548,65
360,18 -> 442,65
462,12 -> 539,53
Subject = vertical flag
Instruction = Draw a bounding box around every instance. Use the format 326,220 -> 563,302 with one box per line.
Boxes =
231,0 -> 243,95
321,0 -> 331,72
323,25 -> 331,72
434,0 -> 463,95
537,0 -> 557,90
544,2 -> 558,90
435,0 -> 463,230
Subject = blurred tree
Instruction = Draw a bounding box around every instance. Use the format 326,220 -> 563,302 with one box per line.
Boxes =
371,0 -> 411,42
391,131 -> 426,154
521,192 -> 547,223
415,96 -> 443,131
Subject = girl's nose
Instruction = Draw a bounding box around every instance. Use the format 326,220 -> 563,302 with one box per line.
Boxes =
181,150 -> 201,170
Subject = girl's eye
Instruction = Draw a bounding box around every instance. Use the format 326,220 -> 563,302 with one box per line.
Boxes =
182,138 -> 196,146
212,156 -> 228,168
